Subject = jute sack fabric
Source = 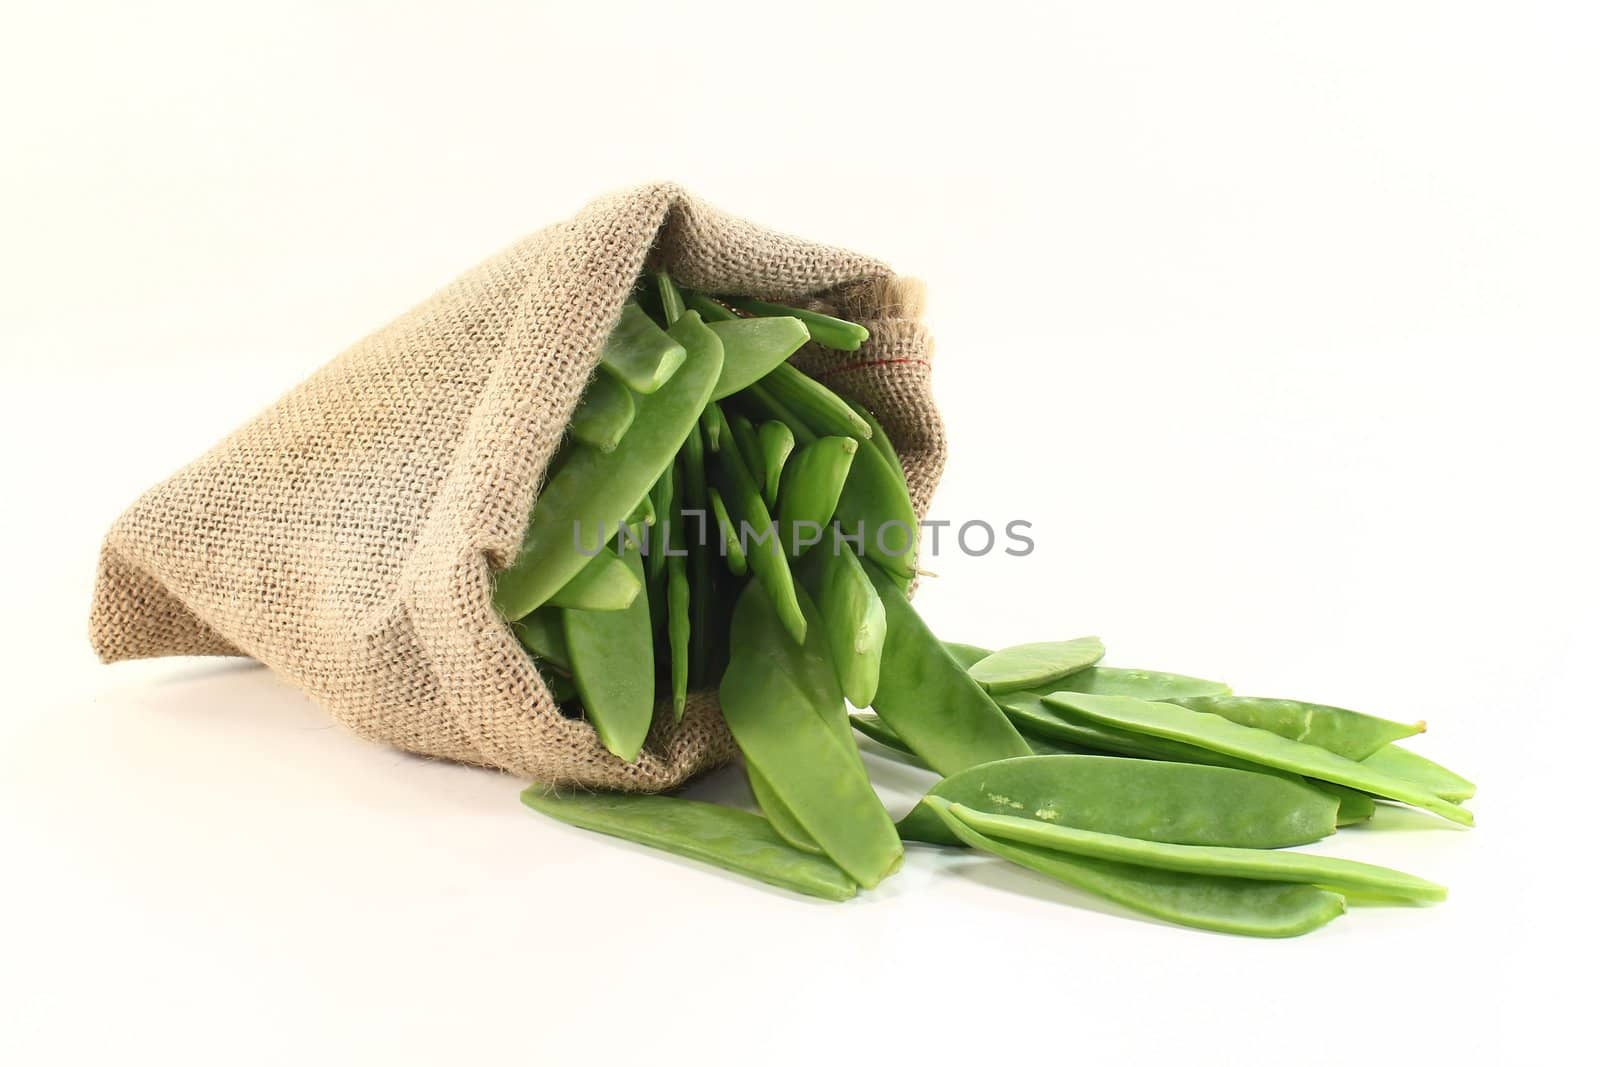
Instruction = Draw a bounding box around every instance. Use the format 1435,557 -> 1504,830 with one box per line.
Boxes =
89,182 -> 946,790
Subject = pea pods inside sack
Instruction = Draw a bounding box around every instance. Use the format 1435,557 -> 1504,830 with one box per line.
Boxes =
844,398 -> 908,484
924,799 -> 1346,939
544,546 -> 641,612
757,421 -> 794,511
759,362 -> 874,441
798,546 -> 887,708
896,754 -> 1337,849
562,541 -> 655,762
708,317 -> 811,399
968,637 -> 1105,694
655,271 -> 686,324
676,421 -> 714,689
568,372 -> 636,452
600,302 -> 688,393
665,466 -> 691,720
684,291 -> 738,322
520,787 -> 856,902
511,608 -> 570,672
1046,694 -> 1474,826
706,486 -> 749,576
726,295 -> 871,351
492,311 -> 723,621
728,413 -> 767,495
776,437 -> 857,557
830,425 -> 919,585
719,580 -> 902,888
1173,695 -> 1424,762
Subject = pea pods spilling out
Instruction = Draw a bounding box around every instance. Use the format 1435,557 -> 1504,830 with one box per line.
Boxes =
897,755 -> 1337,849
521,787 -> 856,901
968,637 -> 1106,694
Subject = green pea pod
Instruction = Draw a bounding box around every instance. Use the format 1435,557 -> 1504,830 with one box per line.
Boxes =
898,754 -> 1337,849
741,381 -> 815,445
520,786 -> 856,902
708,318 -> 811,399
599,302 -> 688,394
494,311 -> 723,620
677,422 -> 714,689
747,764 -> 823,854
1311,781 -> 1377,826
728,413 -> 767,495
1173,695 -> 1425,762
705,486 -> 749,576
968,638 -> 1105,694
726,295 -> 871,352
545,546 -> 641,611
844,399 -> 908,484
947,802 -> 1446,904
719,581 -> 902,888
655,271 -> 685,325
776,437 -> 857,557
666,467 -> 690,721
867,564 -> 1033,775
1047,694 -> 1474,827
831,422 -> 918,585
684,291 -> 738,322
562,542 -> 655,762
624,489 -> 655,529
798,546 -> 886,707
512,608 -> 570,672
757,421 -> 794,511
707,405 -> 806,645
646,465 -> 674,583
849,713 -> 924,763
942,642 -> 993,670
1362,744 -> 1477,802
1042,666 -> 1232,702
925,799 -> 1345,939
568,372 -> 636,452
698,405 -> 723,452
758,362 -> 874,440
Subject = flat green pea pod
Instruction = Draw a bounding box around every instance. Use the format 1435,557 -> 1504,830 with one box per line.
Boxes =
946,802 -> 1446,905
719,581 -> 902,888
747,764 -> 823,855
799,546 -> 886,707
925,799 -> 1345,938
757,421 -> 794,511
599,302 -> 688,394
512,608 -> 570,672
898,754 -> 1338,849
844,399 -> 907,484
646,465 -> 674,583
707,405 -> 806,644
1312,782 -> 1377,826
759,362 -> 874,440
494,312 -> 723,620
942,642 -> 992,670
568,372 -> 636,452
562,542 -> 655,762
868,564 -> 1033,775
1173,695 -> 1424,762
706,486 -> 748,577
1363,744 -> 1476,802
655,271 -> 686,324
520,786 -> 856,902
684,292 -> 738,322
776,437 -> 857,557
545,546 -> 641,612
1044,666 -> 1231,701
999,692 -> 1257,768
1047,694 -> 1475,827
831,424 -> 918,586
666,467 -> 690,721
676,422 -> 714,689
850,713 -> 925,764
728,413 -> 767,495
726,295 -> 871,351
968,638 -> 1105,694
708,317 -> 810,399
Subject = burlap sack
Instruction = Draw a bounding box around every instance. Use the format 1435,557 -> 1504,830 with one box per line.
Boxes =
89,182 -> 946,790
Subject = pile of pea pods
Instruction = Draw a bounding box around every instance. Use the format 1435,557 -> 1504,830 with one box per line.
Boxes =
503,276 -> 1476,937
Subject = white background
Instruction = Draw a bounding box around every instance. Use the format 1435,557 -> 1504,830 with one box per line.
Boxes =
3,2 -> 1594,1064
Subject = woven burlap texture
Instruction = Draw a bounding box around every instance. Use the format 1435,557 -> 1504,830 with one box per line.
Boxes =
89,182 -> 946,790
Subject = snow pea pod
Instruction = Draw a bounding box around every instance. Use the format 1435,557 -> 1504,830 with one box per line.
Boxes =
1000,692 -> 1257,769
568,372 -> 636,452
719,581 -> 902,888
969,638 -> 1105,694
520,786 -> 856,902
545,546 -> 641,612
726,295 -> 871,351
706,487 -> 748,576
925,799 -> 1345,938
646,465 -> 674,583
1173,695 -> 1424,761
512,608 -> 570,672
562,542 -> 655,762
831,422 -> 919,584
655,271 -> 685,324
897,754 -> 1337,849
708,318 -> 811,399
844,399 -> 907,484
728,413 -> 766,495
759,362 -> 874,441
666,467 -> 690,721
948,803 -> 1445,904
851,713 -> 1083,765
624,490 -> 654,529
698,405 -> 723,451
867,564 -> 1032,775
1363,744 -> 1476,802
684,292 -> 738,322
1042,666 -> 1231,701
599,302 -> 688,394
776,437 -> 857,556
707,405 -> 806,644
677,422 -> 713,688
798,546 -> 886,707
747,764 -> 823,855
1312,782 -> 1377,826
942,642 -> 992,670
741,380 -> 815,445
494,312 -> 722,620
757,421 -> 794,511
1048,694 -> 1475,826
